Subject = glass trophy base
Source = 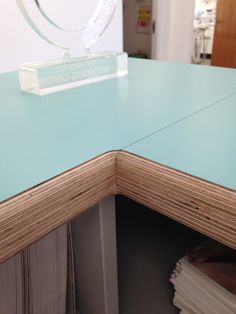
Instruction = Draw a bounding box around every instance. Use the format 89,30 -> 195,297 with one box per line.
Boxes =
19,52 -> 128,95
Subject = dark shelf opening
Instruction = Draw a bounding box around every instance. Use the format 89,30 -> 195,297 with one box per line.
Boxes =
116,195 -> 207,314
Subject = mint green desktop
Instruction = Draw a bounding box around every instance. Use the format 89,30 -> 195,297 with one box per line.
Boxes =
1,58 -> 236,201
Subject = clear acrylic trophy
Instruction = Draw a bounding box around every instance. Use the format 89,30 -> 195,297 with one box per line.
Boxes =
16,0 -> 128,95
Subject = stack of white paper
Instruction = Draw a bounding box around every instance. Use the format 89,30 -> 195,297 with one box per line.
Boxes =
0,223 -> 78,314
170,240 -> 236,314
0,253 -> 23,314
66,222 -> 77,314
24,224 -> 68,314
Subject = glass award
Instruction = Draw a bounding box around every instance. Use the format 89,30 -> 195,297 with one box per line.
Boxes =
16,0 -> 128,95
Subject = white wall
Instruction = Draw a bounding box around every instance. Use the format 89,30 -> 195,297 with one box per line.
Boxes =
0,0 -> 123,73
153,0 -> 195,63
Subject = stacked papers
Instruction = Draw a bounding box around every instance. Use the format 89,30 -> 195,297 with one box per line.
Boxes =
170,240 -> 236,314
0,223 -> 78,314
24,224 -> 68,314
0,253 -> 23,314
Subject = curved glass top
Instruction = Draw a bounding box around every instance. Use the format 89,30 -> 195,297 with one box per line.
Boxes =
16,0 -> 117,52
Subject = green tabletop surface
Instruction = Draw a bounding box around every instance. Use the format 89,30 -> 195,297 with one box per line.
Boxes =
127,94 -> 236,190
1,58 -> 236,201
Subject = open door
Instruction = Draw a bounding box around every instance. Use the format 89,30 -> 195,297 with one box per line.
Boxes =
123,0 -> 153,59
211,0 -> 236,68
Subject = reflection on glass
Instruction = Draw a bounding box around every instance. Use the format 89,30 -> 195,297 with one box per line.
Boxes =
16,0 -> 117,50
16,0 -> 128,95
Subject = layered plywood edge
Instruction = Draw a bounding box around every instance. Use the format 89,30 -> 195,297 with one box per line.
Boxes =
0,150 -> 235,263
116,151 -> 236,251
0,152 -> 117,263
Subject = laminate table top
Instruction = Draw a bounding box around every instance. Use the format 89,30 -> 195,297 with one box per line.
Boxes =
126,93 -> 236,191
1,58 -> 236,202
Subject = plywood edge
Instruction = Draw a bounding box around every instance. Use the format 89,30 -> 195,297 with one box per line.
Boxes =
0,151 -> 117,263
116,151 -> 236,250
1,150 -> 235,263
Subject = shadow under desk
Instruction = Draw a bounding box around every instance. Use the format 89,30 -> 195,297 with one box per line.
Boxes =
116,195 -> 207,314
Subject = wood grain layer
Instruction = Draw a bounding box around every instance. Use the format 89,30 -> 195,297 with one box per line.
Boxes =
117,152 -> 236,250
0,152 -> 117,263
1,150 -> 235,263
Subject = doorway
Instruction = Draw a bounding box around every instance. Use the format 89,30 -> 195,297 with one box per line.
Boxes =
192,0 -> 217,65
192,0 -> 236,68
123,0 -> 197,64
123,0 -> 153,59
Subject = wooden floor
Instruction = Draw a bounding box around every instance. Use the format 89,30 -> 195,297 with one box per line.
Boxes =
1,151 -> 235,263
